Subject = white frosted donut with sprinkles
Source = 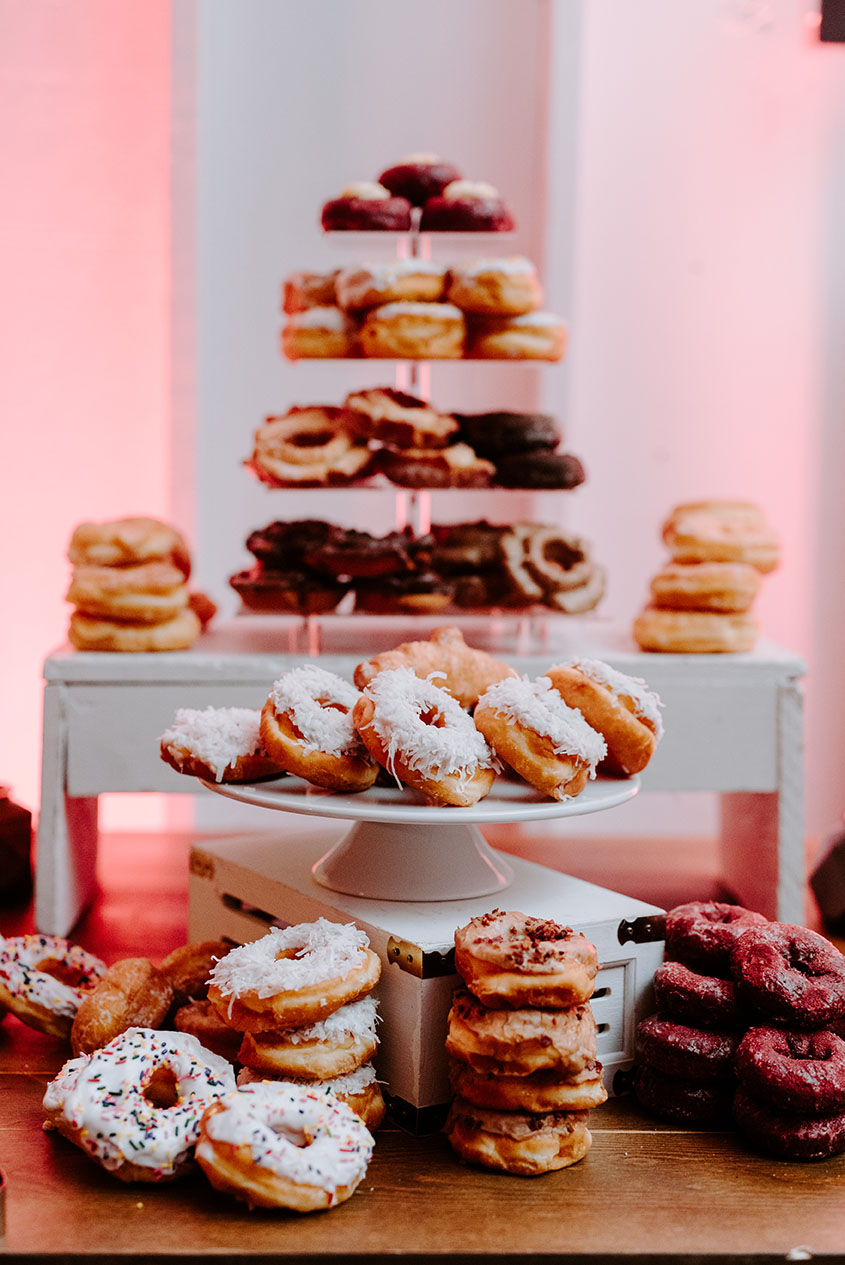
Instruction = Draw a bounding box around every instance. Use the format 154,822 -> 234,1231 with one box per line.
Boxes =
0,934 -> 106,1039
207,920 -> 381,1034
42,1026 -> 236,1182
239,993 -> 379,1079
545,657 -> 664,776
237,1062 -> 387,1132
159,706 -> 285,783
260,664 -> 378,793
474,675 -> 607,801
352,665 -> 497,806
196,1079 -> 375,1211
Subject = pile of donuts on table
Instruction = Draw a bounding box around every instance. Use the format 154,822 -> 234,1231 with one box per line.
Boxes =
633,500 -> 781,654
1,921 -> 383,1212
248,388 -> 585,491
445,911 -> 608,1176
632,899 -> 845,1161
229,520 -> 606,617
157,626 -> 665,807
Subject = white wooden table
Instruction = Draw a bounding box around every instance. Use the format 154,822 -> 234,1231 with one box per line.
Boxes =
38,616 -> 806,936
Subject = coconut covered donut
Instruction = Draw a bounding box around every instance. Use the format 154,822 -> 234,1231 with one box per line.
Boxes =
0,934 -> 107,1039
236,1062 -> 387,1132
196,1080 -> 375,1211
545,658 -> 664,777
260,664 -> 378,793
207,921 -> 381,1034
454,910 -> 598,1009
353,625 -> 517,711
446,988 -> 598,1077
444,1099 -> 591,1175
43,1026 -> 236,1182
474,675 -> 607,801
159,706 -> 285,784
238,995 -> 379,1080
352,667 -> 497,807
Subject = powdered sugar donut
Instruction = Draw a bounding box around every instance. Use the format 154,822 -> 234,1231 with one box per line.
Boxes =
474,675 -> 607,801
159,706 -> 285,783
260,665 -> 378,793
196,1080 -> 374,1211
454,910 -> 598,1009
545,658 -> 664,776
237,1062 -> 387,1132
0,934 -> 106,1039
352,666 -> 497,807
238,994 -> 379,1080
42,1026 -> 235,1182
207,921 -> 381,1034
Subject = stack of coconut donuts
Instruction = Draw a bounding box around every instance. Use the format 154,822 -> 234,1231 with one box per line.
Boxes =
443,911 -> 608,1176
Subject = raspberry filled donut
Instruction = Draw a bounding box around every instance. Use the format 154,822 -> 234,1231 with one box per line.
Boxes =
730,923 -> 845,1028
734,1026 -> 845,1116
474,675 -> 607,801
653,960 -> 746,1030
446,988 -> 598,1077
633,607 -> 758,654
444,1099 -> 591,1175
238,995 -> 379,1080
454,910 -> 598,1009
207,921 -> 380,1034
43,1027 -> 236,1182
544,658 -> 664,777
159,706 -> 285,784
250,408 -> 373,487
359,301 -> 465,359
665,900 -> 768,977
0,934 -> 106,1039
353,624 -> 516,711
635,1014 -> 739,1081
320,181 -> 412,232
260,665 -> 378,793
344,386 -> 459,449
650,561 -> 762,613
733,1084 -> 845,1160
446,256 -> 542,315
467,311 -> 567,361
449,1060 -> 607,1113
378,154 -> 462,205
70,957 -> 174,1056
352,667 -> 497,807
420,180 -> 515,232
281,307 -> 358,360
196,1080 -> 375,1211
336,259 -> 446,311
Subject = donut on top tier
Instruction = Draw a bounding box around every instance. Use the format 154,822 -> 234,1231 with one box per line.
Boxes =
320,181 -> 412,232
378,154 -> 463,205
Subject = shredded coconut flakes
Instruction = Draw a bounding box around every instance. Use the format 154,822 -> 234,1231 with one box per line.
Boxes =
159,706 -> 264,781
209,920 -> 369,999
477,676 -> 607,770
268,665 -> 364,757
563,658 -> 664,739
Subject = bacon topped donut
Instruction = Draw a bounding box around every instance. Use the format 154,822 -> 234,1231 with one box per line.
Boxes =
454,910 -> 598,1009
545,658 -> 664,776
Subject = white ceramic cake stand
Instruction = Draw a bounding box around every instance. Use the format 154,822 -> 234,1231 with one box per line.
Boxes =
201,774 -> 639,903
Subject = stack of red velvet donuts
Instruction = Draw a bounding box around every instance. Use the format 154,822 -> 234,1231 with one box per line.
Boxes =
633,899 -> 845,1161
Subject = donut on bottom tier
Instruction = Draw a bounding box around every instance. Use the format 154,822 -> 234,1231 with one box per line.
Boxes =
444,1099 -> 591,1175
733,1085 -> 845,1160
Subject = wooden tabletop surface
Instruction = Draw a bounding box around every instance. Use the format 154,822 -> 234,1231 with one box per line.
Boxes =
2,830 -> 843,1263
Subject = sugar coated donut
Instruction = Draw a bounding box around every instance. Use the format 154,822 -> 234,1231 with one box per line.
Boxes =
238,995 -> 379,1080
665,900 -> 768,977
449,1060 -> 607,1113
43,1026 -> 236,1182
545,658 -> 663,777
160,706 -> 285,784
733,1084 -> 845,1159
377,441 -> 494,489
474,675 -> 607,802
260,665 -> 377,793
652,960 -> 746,1030
446,988 -> 598,1077
353,625 -> 516,710
446,256 -> 542,316
320,181 -> 411,232
730,923 -> 845,1028
336,259 -> 446,311
66,560 -> 189,624
68,607 -> 202,653
250,407 -> 372,487
662,500 -> 781,573
454,910 -> 598,1008
444,1099 -> 590,1175
353,667 -> 497,807
236,1062 -> 386,1132
635,1014 -> 739,1081
344,386 -> 459,448
735,1026 -> 845,1116
650,561 -> 762,613
359,301 -> 465,359
632,606 -> 758,653
67,516 -> 190,574
633,1062 -> 733,1125
282,269 -> 339,314
70,957 -> 174,1056
281,307 -> 358,359
420,180 -> 515,232
197,1080 -> 374,1211
378,154 -> 462,205
207,921 -> 380,1035
0,934 -> 106,1039
467,311 -> 567,361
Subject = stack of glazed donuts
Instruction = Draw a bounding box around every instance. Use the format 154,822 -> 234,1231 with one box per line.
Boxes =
444,911 -> 607,1175
65,516 -> 215,652
633,500 -> 781,654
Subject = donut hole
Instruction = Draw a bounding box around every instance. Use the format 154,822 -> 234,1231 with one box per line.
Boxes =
143,1064 -> 180,1109
417,704 -> 447,729
543,540 -> 584,571
318,698 -> 349,716
37,957 -> 94,989
292,429 -> 335,449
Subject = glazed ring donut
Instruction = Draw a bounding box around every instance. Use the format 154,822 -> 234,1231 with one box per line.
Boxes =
67,516 -> 190,574
159,940 -> 231,1008
652,960 -> 746,1030
67,607 -> 202,652
493,449 -> 585,489
520,530 -> 594,594
446,256 -> 542,316
543,566 -> 607,614
260,664 -> 378,793
282,268 -> 339,314
359,301 -> 466,359
650,561 -> 762,613
734,1026 -> 845,1115
66,560 -> 189,624
377,441 -> 495,488
378,154 -> 462,205
196,1081 -> 375,1211
320,181 -> 412,232
0,934 -> 106,1039
446,988 -> 598,1077
662,504 -> 780,574
733,1084 -> 845,1159
250,408 -> 373,487
730,923 -> 845,1028
544,658 -> 663,777
173,999 -> 244,1063
449,1060 -> 607,1113
237,995 -> 379,1080
229,567 -> 348,615
454,910 -> 598,1009
453,411 -> 560,459
335,259 -> 446,311
43,1027 -> 236,1182
159,706 -> 286,784
419,180 -> 515,232
633,1062 -> 734,1125
70,957 -> 174,1056
352,667 -> 497,807
353,624 -> 516,711
236,1063 -> 386,1133
466,311 -> 567,361
344,387 -> 459,449
635,1014 -> 739,1081
632,606 -> 758,653
665,900 -> 768,977
474,675 -> 607,802
280,307 -> 358,360
207,920 -> 381,1034
444,1099 -> 591,1175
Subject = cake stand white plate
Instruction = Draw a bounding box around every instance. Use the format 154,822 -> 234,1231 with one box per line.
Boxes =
202,774 -> 639,903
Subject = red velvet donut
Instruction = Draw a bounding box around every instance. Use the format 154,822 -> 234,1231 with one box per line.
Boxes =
733,1085 -> 845,1160
635,1014 -> 738,1082
735,1026 -> 845,1116
321,195 -> 412,232
633,1063 -> 733,1125
378,157 -> 462,206
665,900 -> 768,977
730,923 -> 845,1029
653,960 -> 747,1030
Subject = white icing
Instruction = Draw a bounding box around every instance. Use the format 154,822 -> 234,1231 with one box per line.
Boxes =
268,665 -> 364,757
454,256 -> 535,279
42,1027 -> 235,1174
0,935 -> 106,1017
281,995 -> 378,1046
208,920 -> 370,1000
197,1081 -> 373,1197
558,658 -> 665,740
339,181 -> 390,200
476,676 -> 607,772
159,707 -> 265,781
368,301 -> 463,321
442,179 -> 499,200
502,311 -> 565,327
287,306 -> 354,332
338,259 -> 444,288
237,1063 -> 377,1094
397,152 -> 440,164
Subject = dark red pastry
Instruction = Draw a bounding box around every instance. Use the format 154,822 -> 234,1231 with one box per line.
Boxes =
635,1014 -> 738,1082
353,571 -> 454,614
653,960 -> 747,1031
665,900 -> 769,978
454,411 -> 561,459
493,450 -> 585,490
245,520 -> 337,569
633,1063 -> 733,1125
229,566 -> 346,614
420,181 -> 515,232
730,923 -> 845,1029
734,1027 -> 845,1116
733,1085 -> 845,1159
378,155 -> 462,206
321,183 -> 412,232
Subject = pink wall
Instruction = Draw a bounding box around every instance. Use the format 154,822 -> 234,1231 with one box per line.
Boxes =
0,1 -> 171,823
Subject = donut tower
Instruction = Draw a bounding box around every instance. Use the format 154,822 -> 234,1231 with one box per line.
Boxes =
443,911 -> 609,1176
